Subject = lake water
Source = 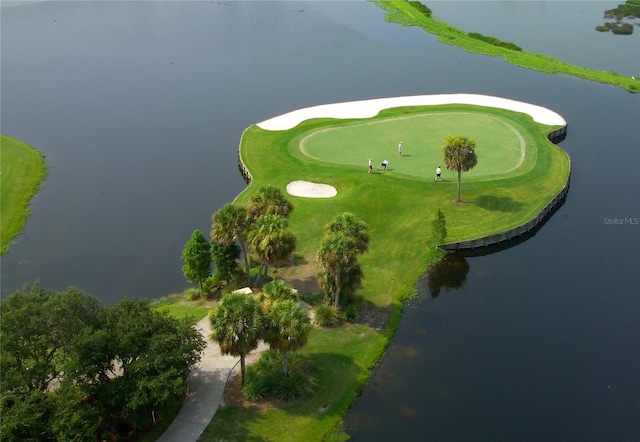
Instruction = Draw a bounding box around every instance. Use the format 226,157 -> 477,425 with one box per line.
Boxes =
1,1 -> 639,439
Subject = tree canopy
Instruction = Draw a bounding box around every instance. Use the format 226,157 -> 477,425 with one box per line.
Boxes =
181,229 -> 212,295
442,135 -> 478,202
209,292 -> 262,385
0,283 -> 206,440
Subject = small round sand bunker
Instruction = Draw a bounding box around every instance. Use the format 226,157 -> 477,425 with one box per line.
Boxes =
286,180 -> 337,198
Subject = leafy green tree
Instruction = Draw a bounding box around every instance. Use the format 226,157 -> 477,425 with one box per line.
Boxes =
0,284 -> 206,439
263,300 -> 311,376
432,208 -> 448,246
442,135 -> 478,202
181,229 -> 212,295
246,185 -> 294,221
211,203 -> 252,282
317,233 -> 359,308
324,212 -> 370,254
0,284 -> 103,440
102,299 -> 206,429
211,241 -> 241,284
258,278 -> 299,313
209,292 -> 262,385
247,214 -> 296,285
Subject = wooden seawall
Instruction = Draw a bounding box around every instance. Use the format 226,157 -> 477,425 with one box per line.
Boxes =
439,125 -> 569,252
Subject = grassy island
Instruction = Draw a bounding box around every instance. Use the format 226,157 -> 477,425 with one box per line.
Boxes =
373,0 -> 640,93
200,103 -> 570,440
1,135 -> 47,255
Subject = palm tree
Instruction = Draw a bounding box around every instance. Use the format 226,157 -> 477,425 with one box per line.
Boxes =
211,203 -> 252,282
263,300 -> 310,376
247,214 -> 296,285
324,212 -> 370,255
317,233 -> 358,308
209,292 -> 262,385
246,185 -> 294,221
441,135 -> 478,202
258,278 -> 299,313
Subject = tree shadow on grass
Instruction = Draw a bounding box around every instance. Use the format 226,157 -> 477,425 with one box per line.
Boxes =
475,195 -> 523,213
280,352 -> 358,417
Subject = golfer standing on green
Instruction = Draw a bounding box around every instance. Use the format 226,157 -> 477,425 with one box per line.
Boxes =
398,141 -> 403,156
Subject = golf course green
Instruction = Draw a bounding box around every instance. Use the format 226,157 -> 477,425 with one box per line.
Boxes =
299,111 -> 528,179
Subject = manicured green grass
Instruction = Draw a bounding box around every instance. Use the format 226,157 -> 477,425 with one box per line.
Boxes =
1,135 -> 47,255
199,103 -> 569,440
373,0 -> 640,93
301,110 -> 527,179
200,324 -> 389,442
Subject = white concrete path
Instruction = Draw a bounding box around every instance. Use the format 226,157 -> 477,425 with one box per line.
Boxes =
156,317 -> 267,442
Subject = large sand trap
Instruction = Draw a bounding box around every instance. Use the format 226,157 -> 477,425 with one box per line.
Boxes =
256,93 -> 567,131
286,180 -> 337,198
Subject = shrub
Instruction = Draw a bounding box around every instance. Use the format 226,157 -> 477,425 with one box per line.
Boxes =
242,350 -> 313,403
314,303 -> 341,327
274,369 -> 312,402
468,32 -> 522,51
341,304 -> 360,323
408,1 -> 432,17
185,287 -> 202,301
611,22 -> 634,35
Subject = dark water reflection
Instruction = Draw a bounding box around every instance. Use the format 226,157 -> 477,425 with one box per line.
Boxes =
1,1 -> 639,439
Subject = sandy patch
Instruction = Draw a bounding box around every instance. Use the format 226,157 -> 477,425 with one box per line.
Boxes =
256,93 -> 567,131
286,180 -> 337,198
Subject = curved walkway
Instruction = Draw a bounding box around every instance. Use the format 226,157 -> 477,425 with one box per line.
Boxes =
156,317 -> 268,442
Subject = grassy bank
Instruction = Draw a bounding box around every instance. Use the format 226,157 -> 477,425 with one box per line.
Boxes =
196,103 -> 569,440
1,135 -> 47,255
373,0 -> 640,93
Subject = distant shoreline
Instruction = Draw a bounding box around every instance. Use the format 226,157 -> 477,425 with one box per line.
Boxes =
373,0 -> 639,93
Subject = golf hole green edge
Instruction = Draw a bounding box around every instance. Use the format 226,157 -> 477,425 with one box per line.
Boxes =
237,94 -> 569,252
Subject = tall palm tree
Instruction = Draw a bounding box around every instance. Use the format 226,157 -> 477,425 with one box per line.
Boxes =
263,300 -> 310,377
317,233 -> 358,308
211,203 -> 252,282
441,135 -> 478,202
247,214 -> 296,285
324,212 -> 370,255
246,185 -> 294,221
209,292 -> 262,386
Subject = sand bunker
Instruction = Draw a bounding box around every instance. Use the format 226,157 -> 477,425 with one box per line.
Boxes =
286,180 -> 337,198
256,93 -> 567,131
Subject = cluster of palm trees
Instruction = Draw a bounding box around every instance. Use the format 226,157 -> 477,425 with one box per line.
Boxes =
211,185 -> 296,286
209,279 -> 310,385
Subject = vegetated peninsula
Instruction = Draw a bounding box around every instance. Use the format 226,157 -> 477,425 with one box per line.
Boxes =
0,135 -> 47,255
201,98 -> 570,440
373,0 -> 640,93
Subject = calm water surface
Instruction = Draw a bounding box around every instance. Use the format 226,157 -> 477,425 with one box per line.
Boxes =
2,1 -> 638,439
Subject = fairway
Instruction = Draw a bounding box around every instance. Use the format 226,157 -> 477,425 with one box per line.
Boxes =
299,111 -> 527,180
